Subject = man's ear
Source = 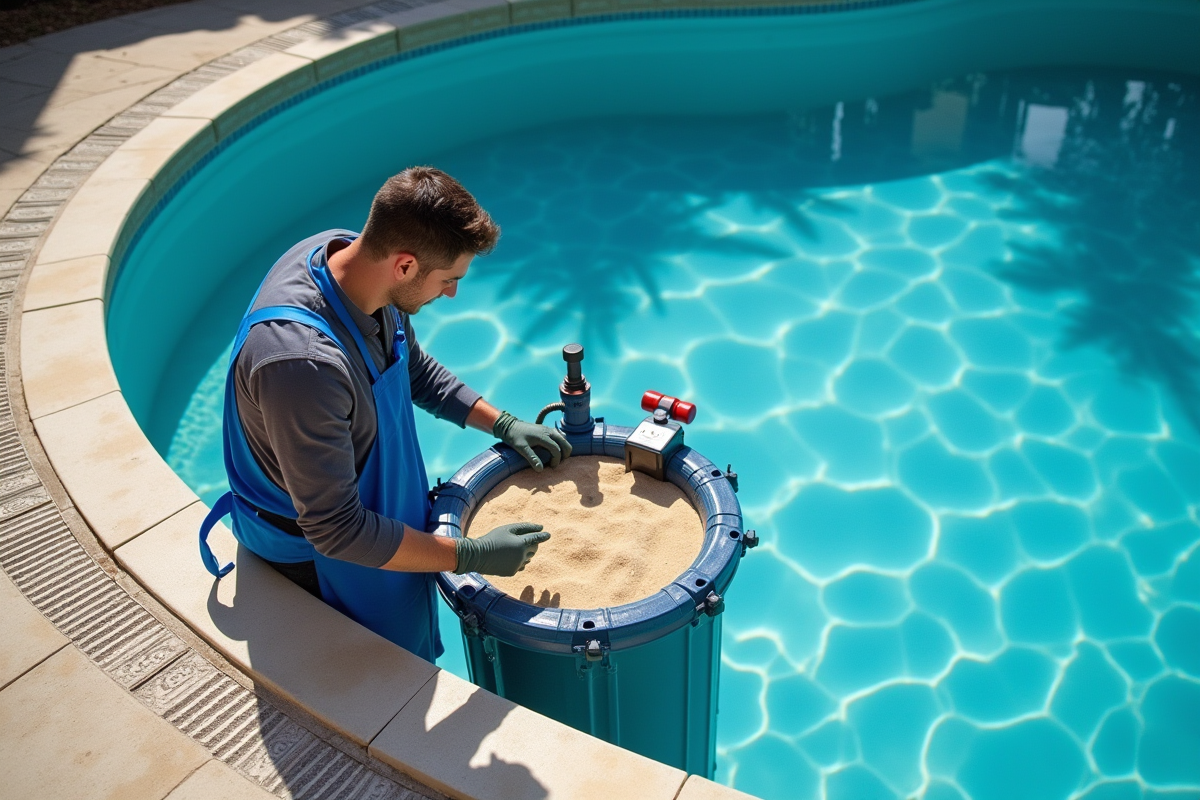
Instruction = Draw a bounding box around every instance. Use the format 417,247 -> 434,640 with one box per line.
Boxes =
391,252 -> 419,280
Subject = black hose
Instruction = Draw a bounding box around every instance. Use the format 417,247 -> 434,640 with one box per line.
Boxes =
535,402 -> 566,425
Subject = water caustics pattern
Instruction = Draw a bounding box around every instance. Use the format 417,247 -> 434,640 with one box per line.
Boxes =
166,67 -> 1200,800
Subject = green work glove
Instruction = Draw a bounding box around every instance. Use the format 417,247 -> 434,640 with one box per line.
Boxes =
454,522 -> 551,576
493,411 -> 573,472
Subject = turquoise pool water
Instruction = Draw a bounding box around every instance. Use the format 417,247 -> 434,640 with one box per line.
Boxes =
158,65 -> 1200,799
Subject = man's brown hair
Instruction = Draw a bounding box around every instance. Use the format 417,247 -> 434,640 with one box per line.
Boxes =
360,167 -> 500,269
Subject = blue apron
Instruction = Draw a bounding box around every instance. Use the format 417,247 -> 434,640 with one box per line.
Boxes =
198,245 -> 442,662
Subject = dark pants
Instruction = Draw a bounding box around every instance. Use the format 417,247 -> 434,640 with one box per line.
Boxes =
254,506 -> 323,598
265,558 -> 322,598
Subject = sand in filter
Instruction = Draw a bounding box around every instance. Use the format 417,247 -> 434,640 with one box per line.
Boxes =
467,456 -> 704,609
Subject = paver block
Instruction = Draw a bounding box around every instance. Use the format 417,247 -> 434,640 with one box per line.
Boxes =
677,775 -> 761,800
0,571 -> 66,690
34,175 -> 150,265
5,81 -> 177,160
0,152 -> 55,195
509,0 -> 573,25
387,0 -> 512,53
286,19 -> 399,82
164,52 -> 316,140
23,255 -> 108,312
45,8 -> 314,73
370,669 -> 687,800
164,759 -> 277,800
43,59 -> 178,105
0,647 -> 208,800
21,300 -> 119,419
32,392 -> 198,548
208,0 -> 370,17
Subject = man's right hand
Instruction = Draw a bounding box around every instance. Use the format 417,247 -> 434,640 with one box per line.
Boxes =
454,522 -> 550,576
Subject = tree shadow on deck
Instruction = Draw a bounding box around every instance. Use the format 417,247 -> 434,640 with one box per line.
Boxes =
0,0 -> 386,214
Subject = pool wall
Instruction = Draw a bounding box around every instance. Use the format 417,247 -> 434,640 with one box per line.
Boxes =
14,0 -> 1200,798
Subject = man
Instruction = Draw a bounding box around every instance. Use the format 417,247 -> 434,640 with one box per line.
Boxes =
199,167 -> 571,662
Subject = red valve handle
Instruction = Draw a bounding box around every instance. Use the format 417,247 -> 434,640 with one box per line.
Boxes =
641,390 -> 697,424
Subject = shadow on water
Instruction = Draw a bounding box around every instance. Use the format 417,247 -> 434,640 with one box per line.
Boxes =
982,73 -> 1200,430
474,187 -> 795,351
453,85 -> 1016,352
459,69 -> 1200,430
156,72 -> 1035,435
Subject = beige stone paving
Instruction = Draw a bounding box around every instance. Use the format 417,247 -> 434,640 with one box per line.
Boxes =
163,51 -> 316,140
34,174 -> 151,264
0,152 -> 54,210
678,775 -> 762,800
370,669 -> 688,800
0,570 -> 67,691
0,75 -> 174,160
0,647 -> 210,800
21,299 -> 120,419
0,0 -> 339,217
163,760 -> 278,800
23,255 -> 108,311
45,54 -> 179,101
32,391 -> 199,547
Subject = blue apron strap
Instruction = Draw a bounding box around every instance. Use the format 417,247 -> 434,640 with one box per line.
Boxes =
239,238 -> 349,318
231,304 -> 342,365
306,251 -> 382,383
390,306 -> 406,362
244,305 -> 341,342
199,491 -> 235,578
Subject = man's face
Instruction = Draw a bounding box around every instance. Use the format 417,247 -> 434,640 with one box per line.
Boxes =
387,252 -> 472,314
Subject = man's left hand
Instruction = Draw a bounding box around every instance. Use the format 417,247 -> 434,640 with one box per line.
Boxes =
493,411 -> 572,472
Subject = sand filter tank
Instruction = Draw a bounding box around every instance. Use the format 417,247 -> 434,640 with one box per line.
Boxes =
433,345 -> 756,776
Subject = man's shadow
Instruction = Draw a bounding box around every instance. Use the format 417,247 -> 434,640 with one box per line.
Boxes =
206,546 -> 548,799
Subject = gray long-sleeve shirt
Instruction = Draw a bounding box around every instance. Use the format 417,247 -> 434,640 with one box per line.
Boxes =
234,230 -> 481,567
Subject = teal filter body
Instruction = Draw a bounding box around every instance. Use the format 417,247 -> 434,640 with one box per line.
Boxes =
432,421 -> 751,777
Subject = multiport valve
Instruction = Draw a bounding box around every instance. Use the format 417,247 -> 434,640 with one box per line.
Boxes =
625,389 -> 696,481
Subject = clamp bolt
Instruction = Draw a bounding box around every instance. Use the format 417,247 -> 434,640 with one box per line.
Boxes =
743,530 -> 759,549
700,591 -> 724,617
585,639 -> 603,662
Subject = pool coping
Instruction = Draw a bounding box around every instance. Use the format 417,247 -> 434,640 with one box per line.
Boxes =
0,0 -> 905,796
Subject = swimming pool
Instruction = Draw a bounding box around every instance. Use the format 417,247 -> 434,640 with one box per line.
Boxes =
109,5 -> 1200,799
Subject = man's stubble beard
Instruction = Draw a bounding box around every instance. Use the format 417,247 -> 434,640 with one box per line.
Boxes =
387,281 -> 427,316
